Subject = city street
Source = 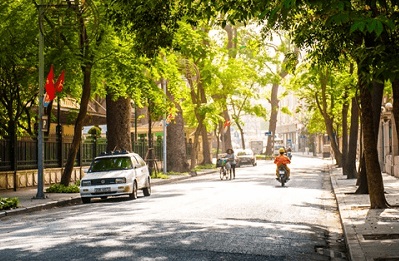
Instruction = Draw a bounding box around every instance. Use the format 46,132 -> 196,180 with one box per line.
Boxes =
0,155 -> 347,260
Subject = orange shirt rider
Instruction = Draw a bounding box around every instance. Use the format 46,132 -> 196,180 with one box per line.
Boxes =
274,148 -> 291,178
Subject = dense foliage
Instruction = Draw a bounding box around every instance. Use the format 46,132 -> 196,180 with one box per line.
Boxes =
0,197 -> 19,210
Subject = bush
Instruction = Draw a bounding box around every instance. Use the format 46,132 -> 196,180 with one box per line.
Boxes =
150,172 -> 169,179
194,164 -> 215,170
46,183 -> 80,193
0,197 -> 19,210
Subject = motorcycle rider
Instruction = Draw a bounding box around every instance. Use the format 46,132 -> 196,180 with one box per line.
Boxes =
274,147 -> 291,180
286,146 -> 292,159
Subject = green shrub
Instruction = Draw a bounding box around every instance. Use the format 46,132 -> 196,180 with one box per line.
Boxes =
167,171 -> 189,176
194,164 -> 215,170
151,172 -> 169,179
46,183 -> 80,193
0,197 -> 19,210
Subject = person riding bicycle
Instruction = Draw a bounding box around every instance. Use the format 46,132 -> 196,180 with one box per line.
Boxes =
274,147 -> 291,180
225,148 -> 236,179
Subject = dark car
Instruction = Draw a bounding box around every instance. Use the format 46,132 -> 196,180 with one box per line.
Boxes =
236,149 -> 257,167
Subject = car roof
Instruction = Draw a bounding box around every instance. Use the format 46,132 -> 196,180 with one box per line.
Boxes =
236,149 -> 253,154
95,150 -> 138,159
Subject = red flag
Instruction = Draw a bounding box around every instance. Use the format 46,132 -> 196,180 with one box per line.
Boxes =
44,65 -> 55,103
223,120 -> 231,134
55,70 -> 65,93
223,120 -> 231,128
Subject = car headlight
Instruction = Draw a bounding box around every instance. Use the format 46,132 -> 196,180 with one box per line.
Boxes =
81,180 -> 91,186
115,178 -> 126,184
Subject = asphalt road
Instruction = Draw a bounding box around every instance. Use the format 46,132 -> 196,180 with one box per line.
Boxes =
0,155 -> 347,260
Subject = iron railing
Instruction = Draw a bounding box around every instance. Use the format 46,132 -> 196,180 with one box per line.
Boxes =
0,136 -> 187,172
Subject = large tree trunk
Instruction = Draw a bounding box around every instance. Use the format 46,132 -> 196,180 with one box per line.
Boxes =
106,95 -> 132,152
61,64 -> 92,186
344,97 -> 359,179
166,87 -> 189,172
167,109 -> 190,172
359,76 -> 388,208
356,81 -> 384,193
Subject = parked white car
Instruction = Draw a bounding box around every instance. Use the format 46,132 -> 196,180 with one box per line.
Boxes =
80,151 -> 151,203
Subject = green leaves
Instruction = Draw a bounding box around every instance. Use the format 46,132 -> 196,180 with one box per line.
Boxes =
349,17 -> 384,37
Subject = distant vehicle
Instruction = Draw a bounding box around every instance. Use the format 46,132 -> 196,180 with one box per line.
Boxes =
249,140 -> 263,155
80,150 -> 151,203
273,137 -> 285,156
235,149 -> 257,167
273,145 -> 285,156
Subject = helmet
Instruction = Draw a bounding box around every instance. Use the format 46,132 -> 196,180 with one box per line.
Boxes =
279,148 -> 285,153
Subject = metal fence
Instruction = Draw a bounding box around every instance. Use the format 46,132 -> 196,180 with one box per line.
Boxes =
0,136 -> 172,172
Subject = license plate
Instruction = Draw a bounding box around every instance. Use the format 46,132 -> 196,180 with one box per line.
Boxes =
95,187 -> 111,192
279,171 -> 285,175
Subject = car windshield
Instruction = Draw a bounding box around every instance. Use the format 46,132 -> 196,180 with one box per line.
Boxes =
237,150 -> 252,156
89,157 -> 133,172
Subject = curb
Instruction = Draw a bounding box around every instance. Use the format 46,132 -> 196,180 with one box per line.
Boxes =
329,166 -> 365,261
1,197 -> 83,218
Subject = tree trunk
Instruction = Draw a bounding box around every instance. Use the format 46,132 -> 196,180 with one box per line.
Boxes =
324,116 -> 343,166
392,79 -> 399,146
265,82 -> 279,156
236,121 -> 245,149
61,5 -> 98,186
106,95 -> 132,152
356,81 -> 384,194
167,111 -> 190,172
341,92 -> 349,168
359,76 -> 388,208
316,68 -> 343,166
166,88 -> 189,172
190,126 -> 200,169
200,123 -> 212,164
221,109 -> 232,152
61,64 -> 92,186
344,97 -> 359,179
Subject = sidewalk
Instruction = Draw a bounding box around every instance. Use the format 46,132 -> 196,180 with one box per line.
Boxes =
330,167 -> 399,261
1,166 -> 399,261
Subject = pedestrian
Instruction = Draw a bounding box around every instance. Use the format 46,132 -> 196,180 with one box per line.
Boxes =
226,148 -> 236,179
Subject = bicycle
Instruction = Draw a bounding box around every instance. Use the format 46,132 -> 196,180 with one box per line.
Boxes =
217,158 -> 231,180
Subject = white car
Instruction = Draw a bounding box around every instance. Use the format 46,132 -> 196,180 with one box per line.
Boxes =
235,149 -> 257,167
80,151 -> 151,203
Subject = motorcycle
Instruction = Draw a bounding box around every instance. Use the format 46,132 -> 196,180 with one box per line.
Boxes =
277,165 -> 288,187
287,151 -> 292,160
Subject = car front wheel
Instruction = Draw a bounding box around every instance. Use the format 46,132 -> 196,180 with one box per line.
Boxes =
81,197 -> 91,204
129,181 -> 138,200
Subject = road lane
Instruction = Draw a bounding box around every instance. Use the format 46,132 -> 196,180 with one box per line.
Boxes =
0,155 -> 346,260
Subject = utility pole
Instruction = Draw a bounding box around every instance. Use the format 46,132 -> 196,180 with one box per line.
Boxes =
35,0 -> 45,199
